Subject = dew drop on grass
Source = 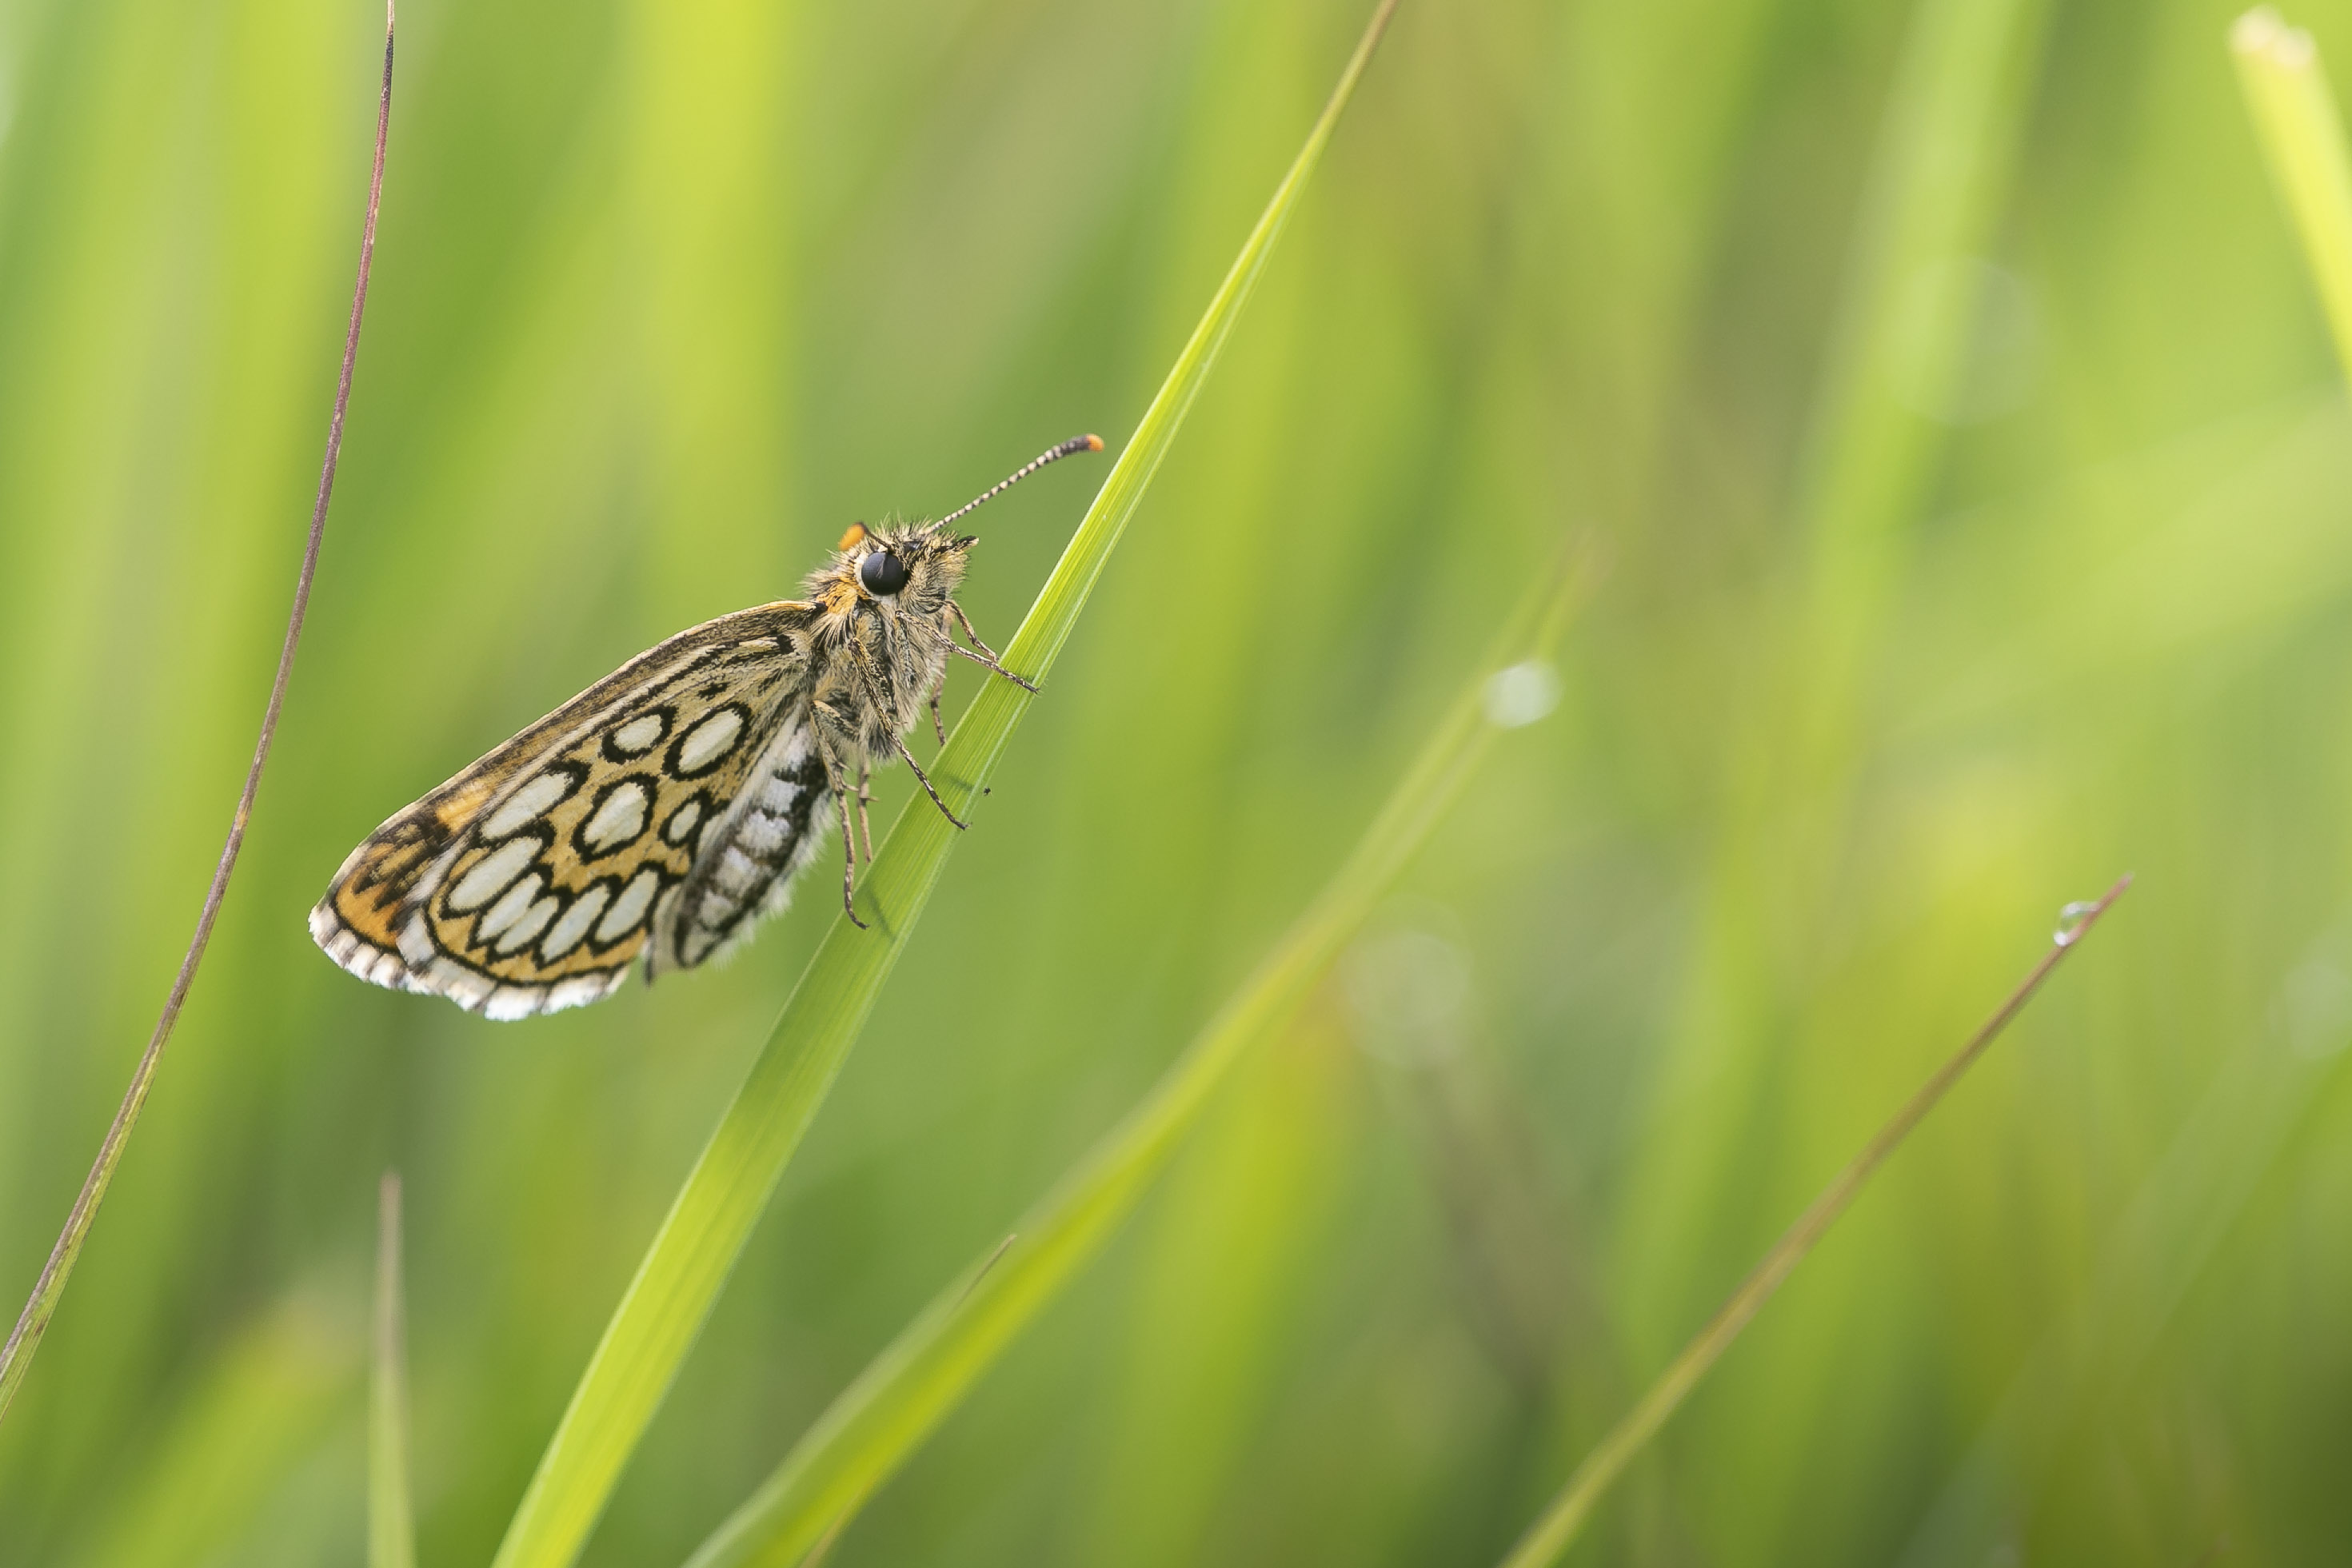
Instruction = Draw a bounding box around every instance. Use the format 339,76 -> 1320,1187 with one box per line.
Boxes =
1483,660 -> 1560,729
2053,900 -> 2100,946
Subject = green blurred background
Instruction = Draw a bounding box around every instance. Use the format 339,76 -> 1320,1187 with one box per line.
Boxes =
1,0 -> 2349,1562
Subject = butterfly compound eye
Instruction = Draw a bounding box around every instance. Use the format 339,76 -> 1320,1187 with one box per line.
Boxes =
859,550 -> 910,596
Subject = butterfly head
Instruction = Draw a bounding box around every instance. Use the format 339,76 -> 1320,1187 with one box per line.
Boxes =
826,521 -> 972,617
811,436 -> 1102,628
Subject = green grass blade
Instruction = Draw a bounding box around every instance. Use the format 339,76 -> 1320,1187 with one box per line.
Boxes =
485,6 -> 1398,1564
1493,880 -> 2132,1568
371,1173 -> 416,1568
1623,0 -> 2054,1449
1793,0 -> 2051,701
2232,8 -> 2352,381
677,553 -> 1590,1568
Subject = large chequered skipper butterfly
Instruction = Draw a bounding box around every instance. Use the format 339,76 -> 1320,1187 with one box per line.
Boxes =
310,434 -> 1102,1019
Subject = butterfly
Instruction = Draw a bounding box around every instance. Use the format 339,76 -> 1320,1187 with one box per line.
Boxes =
309,433 -> 1102,1019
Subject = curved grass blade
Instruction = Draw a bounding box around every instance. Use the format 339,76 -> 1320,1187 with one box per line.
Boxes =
1493,878 -> 2132,1568
486,5 -> 1399,1563
0,0 -> 397,1426
677,554 -> 1590,1568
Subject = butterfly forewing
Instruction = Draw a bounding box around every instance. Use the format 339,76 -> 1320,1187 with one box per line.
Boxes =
310,603 -> 824,1019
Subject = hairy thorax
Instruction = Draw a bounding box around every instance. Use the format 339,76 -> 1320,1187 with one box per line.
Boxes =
802,521 -> 971,768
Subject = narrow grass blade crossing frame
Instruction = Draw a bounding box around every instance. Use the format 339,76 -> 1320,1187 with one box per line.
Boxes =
1495,877 -> 2133,1568
486,5 -> 1399,1565
372,1173 -> 416,1568
680,562 -> 1589,1568
0,3 -> 397,1426
2234,6 -> 2352,381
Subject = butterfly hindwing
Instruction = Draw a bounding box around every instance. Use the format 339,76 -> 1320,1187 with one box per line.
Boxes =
651,720 -> 833,976
310,603 -> 818,1018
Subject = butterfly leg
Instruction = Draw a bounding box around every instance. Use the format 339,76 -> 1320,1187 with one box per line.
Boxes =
855,763 -> 876,863
947,600 -> 1039,693
946,600 -> 1005,661
928,685 -> 946,748
892,734 -> 968,829
833,787 -> 866,928
947,640 -> 1039,692
813,728 -> 868,930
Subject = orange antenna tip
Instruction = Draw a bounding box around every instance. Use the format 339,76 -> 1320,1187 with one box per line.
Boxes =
1084,433 -> 1104,451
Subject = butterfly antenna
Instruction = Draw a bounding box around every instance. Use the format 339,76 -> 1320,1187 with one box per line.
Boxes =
934,433 -> 1104,532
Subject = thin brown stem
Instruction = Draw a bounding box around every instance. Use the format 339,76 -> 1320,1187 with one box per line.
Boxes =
0,5 -> 397,1425
1495,875 -> 2133,1568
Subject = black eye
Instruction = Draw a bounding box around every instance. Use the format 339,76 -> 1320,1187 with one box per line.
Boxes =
859,550 -> 909,596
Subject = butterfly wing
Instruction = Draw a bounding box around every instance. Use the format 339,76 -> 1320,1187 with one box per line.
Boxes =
310,602 -> 819,1019
649,718 -> 835,977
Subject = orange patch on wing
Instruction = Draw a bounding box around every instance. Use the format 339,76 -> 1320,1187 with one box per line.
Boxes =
332,876 -> 409,949
329,827 -> 442,948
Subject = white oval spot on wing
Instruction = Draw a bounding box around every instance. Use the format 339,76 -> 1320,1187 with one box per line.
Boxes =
581,780 -> 650,852
481,771 -> 576,840
495,894 -> 562,954
664,798 -> 703,844
448,837 -> 541,913
539,884 -> 612,960
611,712 -> 667,755
477,872 -> 547,940
676,708 -> 745,773
596,868 -> 662,943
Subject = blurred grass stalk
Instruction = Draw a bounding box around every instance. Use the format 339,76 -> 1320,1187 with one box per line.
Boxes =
486,5 -> 1398,1565
1793,0 -> 2048,728
1495,880 -> 2131,1568
1865,24 -> 2352,1563
1890,968 -> 2352,1568
2234,7 -> 2352,384
680,567 -> 1590,1568
0,2 -> 397,1427
59,1300 -> 353,1568
1631,0 -> 2051,1365
372,1174 -> 415,1568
